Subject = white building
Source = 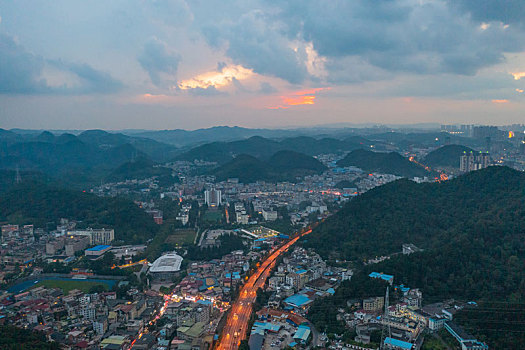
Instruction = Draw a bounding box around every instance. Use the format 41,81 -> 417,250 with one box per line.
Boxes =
262,209 -> 278,221
79,306 -> 96,320
460,151 -> 490,172
148,253 -> 184,281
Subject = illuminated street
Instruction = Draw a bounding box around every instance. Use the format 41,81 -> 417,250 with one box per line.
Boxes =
216,228 -> 312,350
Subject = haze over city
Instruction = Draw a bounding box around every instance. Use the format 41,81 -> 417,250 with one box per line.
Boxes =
1,0 -> 525,129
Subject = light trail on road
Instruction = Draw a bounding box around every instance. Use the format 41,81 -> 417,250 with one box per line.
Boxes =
216,228 -> 313,350
130,226 -> 314,350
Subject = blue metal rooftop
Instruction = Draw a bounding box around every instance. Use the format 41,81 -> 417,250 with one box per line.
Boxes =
284,294 -> 311,307
86,245 -> 111,251
384,337 -> 413,349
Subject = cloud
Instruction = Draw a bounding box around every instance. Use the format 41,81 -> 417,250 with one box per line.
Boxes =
492,99 -> 509,103
511,72 -> 525,80
0,33 -> 121,94
138,37 -> 181,87
450,0 -> 525,25
200,9 -> 309,84
172,0 -> 525,86
146,0 -> 194,27
280,0 -> 525,77
186,85 -> 225,96
177,64 -> 253,90
259,82 -> 277,94
384,71 -> 517,100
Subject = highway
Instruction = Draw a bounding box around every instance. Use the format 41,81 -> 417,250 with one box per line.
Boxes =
216,228 -> 312,350
129,226 -> 313,350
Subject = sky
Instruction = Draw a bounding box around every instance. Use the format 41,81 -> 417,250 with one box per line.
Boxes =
1,0 -> 525,130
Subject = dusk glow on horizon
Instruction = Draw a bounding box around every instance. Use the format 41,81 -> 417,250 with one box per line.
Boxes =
267,88 -> 331,109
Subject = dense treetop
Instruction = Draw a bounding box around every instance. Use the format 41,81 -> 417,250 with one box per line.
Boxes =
422,144 -> 475,168
336,149 -> 431,177
304,166 -> 525,302
212,151 -> 327,183
0,181 -> 159,243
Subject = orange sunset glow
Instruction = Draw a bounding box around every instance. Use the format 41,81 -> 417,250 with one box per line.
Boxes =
511,71 -> 525,80
268,87 -> 330,109
178,65 -> 253,90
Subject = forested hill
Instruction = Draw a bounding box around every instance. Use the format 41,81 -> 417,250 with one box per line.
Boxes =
303,166 -> 525,301
0,129 -> 178,187
0,181 -> 159,244
175,135 -> 369,164
422,144 -> 474,168
336,149 -> 431,177
212,151 -> 327,183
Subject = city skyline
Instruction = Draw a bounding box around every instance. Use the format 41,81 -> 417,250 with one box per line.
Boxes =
1,0 -> 525,130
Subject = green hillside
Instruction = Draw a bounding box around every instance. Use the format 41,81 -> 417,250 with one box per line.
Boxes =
337,149 -> 431,177
176,136 -> 369,164
0,130 -> 177,186
304,166 -> 525,346
423,144 -> 474,168
304,166 -> 525,301
106,157 -> 172,182
212,151 -> 327,183
0,325 -> 59,349
0,181 -> 159,243
268,150 -> 327,172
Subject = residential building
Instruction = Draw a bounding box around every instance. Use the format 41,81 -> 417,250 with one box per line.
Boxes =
363,297 -> 384,312
460,151 -> 490,172
65,235 -> 90,256
262,208 -> 278,221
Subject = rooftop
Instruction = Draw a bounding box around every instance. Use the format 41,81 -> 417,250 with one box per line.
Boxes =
86,245 -> 111,252
384,337 -> 413,349
284,294 -> 311,307
369,271 -> 394,281
149,253 -> 183,273
293,325 -> 311,341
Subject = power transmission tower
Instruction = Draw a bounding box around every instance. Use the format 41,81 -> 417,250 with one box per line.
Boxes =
381,286 -> 392,350
15,165 -> 22,184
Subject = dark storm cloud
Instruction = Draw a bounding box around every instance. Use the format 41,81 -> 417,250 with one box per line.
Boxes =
57,61 -> 123,93
0,33 -> 121,94
0,33 -> 47,94
187,85 -> 225,96
450,0 -> 525,25
180,0 -> 525,84
138,37 -> 181,87
273,0 -> 525,78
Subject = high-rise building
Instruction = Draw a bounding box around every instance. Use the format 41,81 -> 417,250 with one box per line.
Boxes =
460,151 -> 490,172
204,188 -> 222,207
